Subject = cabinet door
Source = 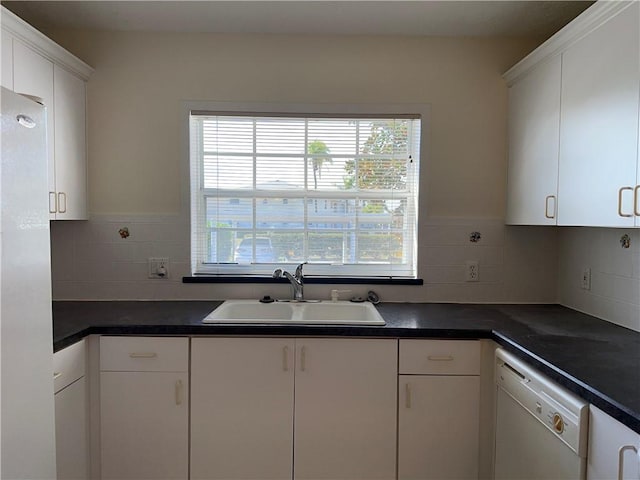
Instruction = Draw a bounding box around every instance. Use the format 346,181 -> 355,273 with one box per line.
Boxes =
398,375 -> 480,480
1,30 -> 13,89
53,64 -> 87,220
294,338 -> 397,480
190,338 -> 295,480
55,377 -> 88,480
506,55 -> 561,225
100,371 -> 188,480
558,2 -> 640,226
12,40 -> 56,216
587,405 -> 640,480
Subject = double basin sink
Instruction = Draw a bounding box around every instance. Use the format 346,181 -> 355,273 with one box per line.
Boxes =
203,299 -> 385,325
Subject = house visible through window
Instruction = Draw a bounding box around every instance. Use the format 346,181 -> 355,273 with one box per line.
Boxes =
190,111 -> 421,278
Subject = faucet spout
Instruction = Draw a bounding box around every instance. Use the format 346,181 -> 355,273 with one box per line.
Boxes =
273,263 -> 305,301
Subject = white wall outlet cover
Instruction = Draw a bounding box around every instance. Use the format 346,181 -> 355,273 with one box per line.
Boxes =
148,257 -> 169,279
465,260 -> 479,282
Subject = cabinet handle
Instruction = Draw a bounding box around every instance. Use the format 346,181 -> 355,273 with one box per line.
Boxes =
427,355 -> 454,361
175,380 -> 183,406
544,195 -> 556,219
53,372 -> 62,380
405,383 -> 411,409
57,192 -> 67,214
300,346 -> 306,372
49,192 -> 57,214
634,185 -> 640,217
282,346 -> 289,372
618,187 -> 633,217
617,444 -> 638,480
129,352 -> 157,358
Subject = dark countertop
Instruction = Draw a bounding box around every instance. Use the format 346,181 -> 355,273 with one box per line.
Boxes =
53,301 -> 640,434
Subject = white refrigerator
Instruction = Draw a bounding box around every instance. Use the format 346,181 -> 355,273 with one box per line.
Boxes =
1,87 -> 57,479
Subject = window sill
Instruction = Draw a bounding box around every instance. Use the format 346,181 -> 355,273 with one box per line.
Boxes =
182,276 -> 423,286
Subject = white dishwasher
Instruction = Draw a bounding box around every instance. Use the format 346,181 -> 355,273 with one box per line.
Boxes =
494,348 -> 589,480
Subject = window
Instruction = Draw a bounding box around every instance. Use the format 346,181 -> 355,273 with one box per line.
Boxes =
190,109 -> 421,279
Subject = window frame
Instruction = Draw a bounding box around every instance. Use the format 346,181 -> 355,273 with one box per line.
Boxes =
184,101 -> 430,280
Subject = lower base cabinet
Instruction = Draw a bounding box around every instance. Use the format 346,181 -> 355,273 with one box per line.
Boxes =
54,339 -> 89,480
398,375 -> 480,479
587,405 -> 640,480
398,340 -> 481,480
55,377 -> 89,480
99,337 -> 189,480
191,337 -> 397,480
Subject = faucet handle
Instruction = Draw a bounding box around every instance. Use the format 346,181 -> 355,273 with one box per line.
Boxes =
294,262 -> 307,280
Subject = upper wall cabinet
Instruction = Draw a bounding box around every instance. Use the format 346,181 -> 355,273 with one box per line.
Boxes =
558,2 -> 639,227
505,1 -> 640,227
505,55 -> 561,225
1,6 -> 93,220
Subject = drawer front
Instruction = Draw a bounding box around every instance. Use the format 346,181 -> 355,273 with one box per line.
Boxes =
399,339 -> 480,375
53,339 -> 86,393
100,337 -> 189,372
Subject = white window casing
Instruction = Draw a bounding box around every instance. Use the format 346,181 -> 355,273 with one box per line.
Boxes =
188,103 -> 426,280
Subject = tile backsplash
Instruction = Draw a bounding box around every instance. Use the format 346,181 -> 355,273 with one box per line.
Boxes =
50,215 -> 639,332
558,228 -> 640,332
50,215 -> 558,304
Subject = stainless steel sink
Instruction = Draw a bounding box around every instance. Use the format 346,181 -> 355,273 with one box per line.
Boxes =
202,300 -> 385,325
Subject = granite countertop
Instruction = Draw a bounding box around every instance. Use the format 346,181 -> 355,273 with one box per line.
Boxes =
53,301 -> 640,434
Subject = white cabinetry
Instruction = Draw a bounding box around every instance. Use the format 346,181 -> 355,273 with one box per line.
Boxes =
506,55 -> 561,225
100,337 -> 189,480
53,339 -> 89,480
191,338 -> 295,480
191,337 -> 397,480
1,30 -> 13,89
504,2 -> 640,227
1,6 -> 92,220
54,64 -> 87,219
558,2 -> 640,227
587,405 -> 640,480
398,340 -> 481,480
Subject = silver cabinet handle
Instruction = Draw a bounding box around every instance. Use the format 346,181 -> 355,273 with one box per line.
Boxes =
175,380 -> 183,406
53,372 -> 62,380
49,192 -> 57,214
634,185 -> 640,217
57,192 -> 67,214
617,445 -> 638,480
129,352 -> 157,358
282,346 -> 289,372
405,383 -> 411,409
300,346 -> 306,372
618,187 -> 633,217
427,355 -> 454,361
545,195 -> 556,219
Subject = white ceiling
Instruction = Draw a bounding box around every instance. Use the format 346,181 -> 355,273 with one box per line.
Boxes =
2,1 -> 593,38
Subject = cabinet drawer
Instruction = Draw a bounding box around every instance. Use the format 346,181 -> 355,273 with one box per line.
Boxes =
399,339 -> 480,375
53,339 -> 86,393
100,337 -> 189,372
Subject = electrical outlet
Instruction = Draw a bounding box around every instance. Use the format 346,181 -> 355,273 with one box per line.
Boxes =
581,267 -> 591,290
465,260 -> 479,282
148,257 -> 169,279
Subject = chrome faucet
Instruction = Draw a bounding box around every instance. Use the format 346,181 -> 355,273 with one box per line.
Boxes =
273,262 -> 306,301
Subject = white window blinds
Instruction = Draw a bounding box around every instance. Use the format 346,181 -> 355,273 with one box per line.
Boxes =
190,112 -> 421,278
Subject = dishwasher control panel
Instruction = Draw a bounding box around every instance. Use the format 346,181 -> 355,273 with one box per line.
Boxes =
495,348 -> 589,457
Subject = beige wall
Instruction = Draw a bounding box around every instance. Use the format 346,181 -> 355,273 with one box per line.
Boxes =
47,30 -> 537,217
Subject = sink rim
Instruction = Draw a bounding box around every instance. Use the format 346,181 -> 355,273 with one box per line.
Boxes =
202,299 -> 385,325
